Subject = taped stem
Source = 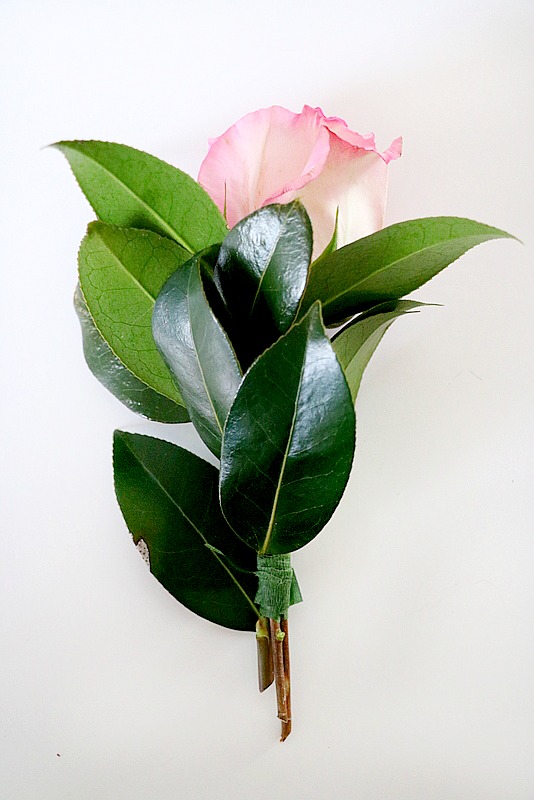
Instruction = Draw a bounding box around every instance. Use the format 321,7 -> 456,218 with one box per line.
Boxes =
255,554 -> 299,740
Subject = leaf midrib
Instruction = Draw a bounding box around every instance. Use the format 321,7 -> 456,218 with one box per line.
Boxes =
71,147 -> 195,253
259,328 -> 307,555
319,231 -> 497,315
90,229 -> 161,302
187,263 -> 225,436
123,438 -> 259,617
249,204 -> 295,321
82,231 -> 182,405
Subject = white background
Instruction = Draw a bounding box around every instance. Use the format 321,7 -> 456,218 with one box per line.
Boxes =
1,1 -> 533,798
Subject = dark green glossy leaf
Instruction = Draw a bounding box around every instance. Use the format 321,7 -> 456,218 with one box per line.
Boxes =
220,303 -> 355,555
54,140 -> 228,252
74,286 -> 188,422
214,202 -> 313,364
113,431 -> 259,631
301,217 -> 516,326
333,300 -> 427,402
78,222 -> 190,405
152,250 -> 242,457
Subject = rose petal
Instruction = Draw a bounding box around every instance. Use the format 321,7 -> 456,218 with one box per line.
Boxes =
199,104 -> 401,258
304,105 -> 380,152
198,105 -> 330,228
381,136 -> 403,164
298,130 -> 390,257
304,105 -> 402,165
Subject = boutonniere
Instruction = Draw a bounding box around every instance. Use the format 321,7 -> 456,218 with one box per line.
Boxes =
55,105 -> 516,741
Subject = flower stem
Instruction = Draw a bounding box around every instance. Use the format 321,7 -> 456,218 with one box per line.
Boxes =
281,616 -> 291,741
270,617 -> 291,741
256,617 -> 274,692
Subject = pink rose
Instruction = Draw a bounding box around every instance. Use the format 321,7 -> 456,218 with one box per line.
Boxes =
198,105 -> 401,258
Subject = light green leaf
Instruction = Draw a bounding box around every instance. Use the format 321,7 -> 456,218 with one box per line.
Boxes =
220,303 -> 355,555
113,432 -> 259,631
73,286 -> 189,422
301,217 -> 516,326
54,140 -> 228,252
152,250 -> 242,457
333,300 -> 427,402
78,222 -> 190,404
309,206 -> 339,264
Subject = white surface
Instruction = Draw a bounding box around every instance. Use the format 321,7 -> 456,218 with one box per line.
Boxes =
1,1 -> 533,798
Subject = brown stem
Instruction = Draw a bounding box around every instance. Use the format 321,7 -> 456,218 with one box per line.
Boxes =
256,617 -> 274,692
270,617 -> 291,741
280,616 -> 291,741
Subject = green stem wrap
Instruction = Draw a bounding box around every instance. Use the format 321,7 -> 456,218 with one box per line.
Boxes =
255,553 -> 303,621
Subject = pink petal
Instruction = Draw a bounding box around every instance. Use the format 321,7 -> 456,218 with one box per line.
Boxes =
381,136 -> 403,164
305,105 -> 379,151
198,105 -> 330,228
298,130 -> 391,258
304,104 -> 402,163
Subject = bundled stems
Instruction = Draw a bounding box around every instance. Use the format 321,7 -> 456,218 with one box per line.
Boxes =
255,554 -> 297,740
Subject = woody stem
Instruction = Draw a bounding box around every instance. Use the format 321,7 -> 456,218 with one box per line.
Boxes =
270,617 -> 291,741
281,616 -> 291,740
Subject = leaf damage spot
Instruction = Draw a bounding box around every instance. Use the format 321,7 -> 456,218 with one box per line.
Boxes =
136,538 -> 150,567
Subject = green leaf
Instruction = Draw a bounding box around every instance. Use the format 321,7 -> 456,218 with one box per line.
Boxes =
73,286 -> 189,422
113,431 -> 259,632
53,140 -> 228,252
301,217 -> 516,326
214,202 -> 313,365
220,303 -> 355,556
78,222 -> 190,404
311,206 -> 339,263
332,300 -> 427,402
152,250 -> 242,457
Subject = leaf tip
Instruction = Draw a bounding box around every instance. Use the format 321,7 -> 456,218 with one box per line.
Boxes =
112,428 -> 126,449
47,140 -> 76,155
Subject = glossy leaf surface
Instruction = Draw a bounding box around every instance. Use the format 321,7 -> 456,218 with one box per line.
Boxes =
220,303 -> 355,555
152,251 -> 242,457
78,222 -> 189,404
114,431 -> 259,631
333,300 -> 426,402
54,140 -> 228,252
214,202 -> 312,364
301,217 -> 515,325
74,286 -> 188,422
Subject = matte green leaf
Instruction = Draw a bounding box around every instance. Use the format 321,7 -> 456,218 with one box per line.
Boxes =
332,300 -> 427,402
73,286 -> 188,422
113,431 -> 259,631
301,217 -> 516,326
54,140 -> 228,252
311,206 -> 339,263
152,250 -> 242,457
78,222 -> 190,404
220,303 -> 355,556
214,202 -> 313,364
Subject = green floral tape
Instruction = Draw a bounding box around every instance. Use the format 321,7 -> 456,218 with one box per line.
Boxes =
255,553 -> 303,620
